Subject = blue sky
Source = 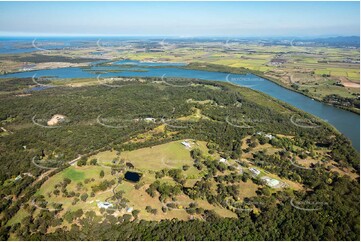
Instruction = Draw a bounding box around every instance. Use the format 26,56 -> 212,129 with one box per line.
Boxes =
0,1 -> 359,37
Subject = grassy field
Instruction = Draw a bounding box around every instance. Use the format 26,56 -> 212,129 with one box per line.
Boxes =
6,207 -> 29,226
27,139 -> 243,221
116,180 -> 237,220
94,140 -> 204,171
27,138 -> 264,222
20,128 -> 351,224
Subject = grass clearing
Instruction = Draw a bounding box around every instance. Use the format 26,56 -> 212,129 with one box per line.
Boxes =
119,140 -> 200,171
33,137 -> 305,223
6,208 -> 29,226
62,168 -> 85,181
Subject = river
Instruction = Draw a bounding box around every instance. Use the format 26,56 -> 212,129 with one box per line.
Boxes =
1,60 -> 359,151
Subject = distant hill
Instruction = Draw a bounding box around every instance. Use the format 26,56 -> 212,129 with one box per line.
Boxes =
296,36 -> 360,48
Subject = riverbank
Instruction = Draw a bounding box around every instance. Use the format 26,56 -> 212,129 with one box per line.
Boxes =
184,62 -> 360,115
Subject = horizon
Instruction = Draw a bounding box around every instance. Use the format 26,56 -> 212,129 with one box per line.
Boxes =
0,1 -> 359,37
0,35 -> 359,39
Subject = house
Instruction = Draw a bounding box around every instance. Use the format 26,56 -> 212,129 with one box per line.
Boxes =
264,134 -> 275,140
97,202 -> 113,209
126,207 -> 133,213
249,168 -> 261,176
269,58 -> 286,66
256,132 -> 274,140
144,118 -> 156,123
14,175 -> 22,181
181,141 -> 191,149
261,177 -> 280,188
219,158 -> 227,163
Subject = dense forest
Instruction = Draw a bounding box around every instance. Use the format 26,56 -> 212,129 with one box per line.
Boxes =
323,94 -> 360,110
0,76 -> 359,240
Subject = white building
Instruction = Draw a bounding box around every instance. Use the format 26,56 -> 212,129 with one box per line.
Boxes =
256,132 -> 274,140
97,202 -> 113,209
126,207 -> 133,213
262,177 -> 280,188
264,134 -> 275,140
249,168 -> 261,176
14,175 -> 22,181
144,118 -> 156,123
181,141 -> 192,149
219,158 -> 227,163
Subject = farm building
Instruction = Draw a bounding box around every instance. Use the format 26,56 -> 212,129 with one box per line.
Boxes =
261,177 -> 280,188
14,175 -> 22,181
264,134 -> 275,139
249,168 -> 261,176
181,141 -> 192,149
97,202 -> 113,209
219,158 -> 227,163
144,118 -> 156,123
256,132 -> 274,139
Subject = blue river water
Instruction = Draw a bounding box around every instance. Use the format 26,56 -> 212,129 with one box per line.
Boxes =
0,60 -> 359,151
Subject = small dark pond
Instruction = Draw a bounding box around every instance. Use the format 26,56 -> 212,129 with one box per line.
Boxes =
124,171 -> 142,182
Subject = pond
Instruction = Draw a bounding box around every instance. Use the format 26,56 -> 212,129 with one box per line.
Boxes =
124,171 -> 142,182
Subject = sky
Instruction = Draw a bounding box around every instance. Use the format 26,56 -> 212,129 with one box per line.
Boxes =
0,1 -> 359,37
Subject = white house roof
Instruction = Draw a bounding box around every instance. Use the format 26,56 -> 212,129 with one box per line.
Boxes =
144,118 -> 156,122
262,177 -> 280,187
15,175 -> 22,181
181,141 -> 191,148
249,168 -> 261,175
97,202 -> 113,209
